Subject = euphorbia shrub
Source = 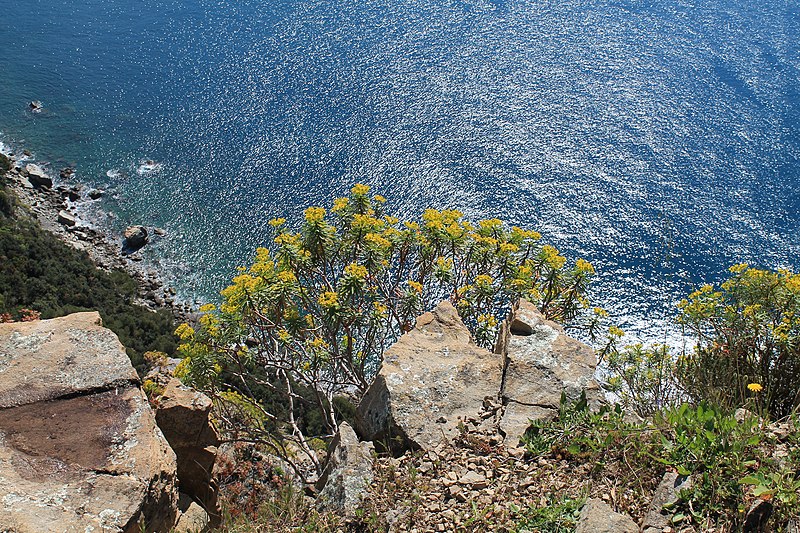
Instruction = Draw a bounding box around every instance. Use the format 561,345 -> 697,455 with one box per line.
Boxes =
677,264 -> 800,418
178,184 -> 596,477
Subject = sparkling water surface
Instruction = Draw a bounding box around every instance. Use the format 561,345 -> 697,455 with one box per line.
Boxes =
1,0 -> 798,339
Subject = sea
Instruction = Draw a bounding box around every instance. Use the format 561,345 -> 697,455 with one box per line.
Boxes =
1,0 -> 798,341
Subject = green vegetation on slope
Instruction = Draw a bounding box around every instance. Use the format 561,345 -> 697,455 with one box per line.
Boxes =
0,170 -> 177,371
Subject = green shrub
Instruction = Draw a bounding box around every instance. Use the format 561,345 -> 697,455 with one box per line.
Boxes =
522,396 -> 800,530
508,494 -> 586,533
605,343 -> 679,417
0,213 -> 177,371
0,153 -> 11,175
676,264 -> 800,418
180,184 -> 596,478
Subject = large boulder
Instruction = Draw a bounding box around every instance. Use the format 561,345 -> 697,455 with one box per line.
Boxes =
498,299 -> 603,445
123,225 -> 149,252
0,312 -> 179,532
316,422 -> 374,515
24,163 -> 52,188
356,300 -> 503,453
155,378 -> 221,526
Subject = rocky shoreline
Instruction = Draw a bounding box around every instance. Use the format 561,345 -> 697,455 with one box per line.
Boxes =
2,150 -> 194,323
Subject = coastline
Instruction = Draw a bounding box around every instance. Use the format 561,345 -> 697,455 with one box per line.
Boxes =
2,148 -> 194,323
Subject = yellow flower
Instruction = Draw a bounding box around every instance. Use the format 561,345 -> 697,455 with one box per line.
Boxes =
747,383 -> 763,393
304,206 -> 326,224
318,291 -> 339,309
365,232 -> 392,249
344,263 -> 368,280
407,280 -> 423,294
174,323 -> 195,341
351,183 -> 370,196
373,194 -> 386,203
332,197 -> 349,212
608,325 -> 625,338
198,303 -> 216,313
268,217 -> 286,227
475,274 -> 494,287
575,258 -> 595,274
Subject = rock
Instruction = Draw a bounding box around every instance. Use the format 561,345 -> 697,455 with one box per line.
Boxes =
498,300 -> 603,445
123,225 -> 149,252
155,378 -> 221,526
174,493 -> 210,533
642,472 -> 693,533
575,498 -> 638,533
88,188 -> 104,199
356,301 -> 503,453
0,312 -> 178,532
24,163 -> 52,188
59,167 -> 75,179
57,209 -> 77,227
28,100 -> 43,112
57,185 -> 81,201
316,422 -> 375,515
744,498 -> 773,532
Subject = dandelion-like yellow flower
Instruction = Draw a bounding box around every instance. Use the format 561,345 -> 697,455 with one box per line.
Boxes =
747,383 -> 763,393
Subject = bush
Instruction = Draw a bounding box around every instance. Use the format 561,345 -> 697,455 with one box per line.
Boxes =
676,264 -> 800,418
522,396 -> 800,530
604,343 -> 679,417
180,184 -> 596,479
0,212 -> 177,371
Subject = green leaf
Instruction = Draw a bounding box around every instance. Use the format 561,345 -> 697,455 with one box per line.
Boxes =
753,486 -> 774,497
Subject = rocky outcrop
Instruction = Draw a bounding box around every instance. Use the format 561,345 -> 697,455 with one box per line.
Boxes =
498,299 -> 603,445
355,301 -> 503,453
58,209 -> 77,227
316,422 -> 375,515
174,492 -> 211,533
155,378 -> 221,526
575,498 -> 639,533
123,225 -> 149,252
0,312 -> 179,532
24,163 -> 52,188
642,472 -> 693,533
356,299 -> 603,452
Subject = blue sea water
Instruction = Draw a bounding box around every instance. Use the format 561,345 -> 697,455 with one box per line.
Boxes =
1,0 -> 798,339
